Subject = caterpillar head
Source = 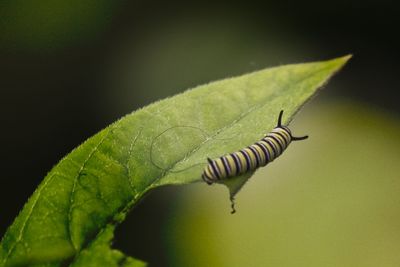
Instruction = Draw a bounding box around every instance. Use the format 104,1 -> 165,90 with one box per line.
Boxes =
276,110 -> 308,141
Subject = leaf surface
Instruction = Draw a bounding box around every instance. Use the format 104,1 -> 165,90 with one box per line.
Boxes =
0,56 -> 350,266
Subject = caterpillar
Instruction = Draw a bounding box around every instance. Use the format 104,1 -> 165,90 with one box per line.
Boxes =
202,110 -> 308,185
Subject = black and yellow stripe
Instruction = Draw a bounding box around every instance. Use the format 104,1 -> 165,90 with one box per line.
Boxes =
202,110 -> 308,185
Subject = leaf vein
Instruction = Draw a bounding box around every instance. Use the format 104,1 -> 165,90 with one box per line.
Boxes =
67,129 -> 112,249
1,172 -> 57,265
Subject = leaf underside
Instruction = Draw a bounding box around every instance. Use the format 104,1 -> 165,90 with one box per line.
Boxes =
0,56 -> 350,267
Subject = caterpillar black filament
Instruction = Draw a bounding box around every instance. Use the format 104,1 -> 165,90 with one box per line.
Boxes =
202,110 -> 308,185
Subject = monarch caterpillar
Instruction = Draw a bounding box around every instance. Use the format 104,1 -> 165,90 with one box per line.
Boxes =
202,110 -> 308,185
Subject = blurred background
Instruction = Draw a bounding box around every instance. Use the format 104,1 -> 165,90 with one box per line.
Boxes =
1,1 -> 399,266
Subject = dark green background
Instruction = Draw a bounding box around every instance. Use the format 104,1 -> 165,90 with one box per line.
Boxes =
1,1 -> 399,266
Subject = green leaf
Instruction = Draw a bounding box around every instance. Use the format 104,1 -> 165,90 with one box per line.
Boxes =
70,225 -> 146,267
0,55 -> 350,266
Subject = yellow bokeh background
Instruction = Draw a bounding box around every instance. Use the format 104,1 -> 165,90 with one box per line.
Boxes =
166,101 -> 400,267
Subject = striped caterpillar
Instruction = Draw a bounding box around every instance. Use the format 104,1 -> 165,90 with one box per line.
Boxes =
202,110 -> 308,185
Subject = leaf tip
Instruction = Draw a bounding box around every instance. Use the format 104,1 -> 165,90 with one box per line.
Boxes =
340,53 -> 353,63
316,54 -> 352,79
331,54 -> 353,68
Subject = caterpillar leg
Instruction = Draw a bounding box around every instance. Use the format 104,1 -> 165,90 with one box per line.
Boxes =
202,174 -> 214,185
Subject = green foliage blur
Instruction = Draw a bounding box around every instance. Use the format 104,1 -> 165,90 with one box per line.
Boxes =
1,0 -> 399,266
0,0 -> 121,50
